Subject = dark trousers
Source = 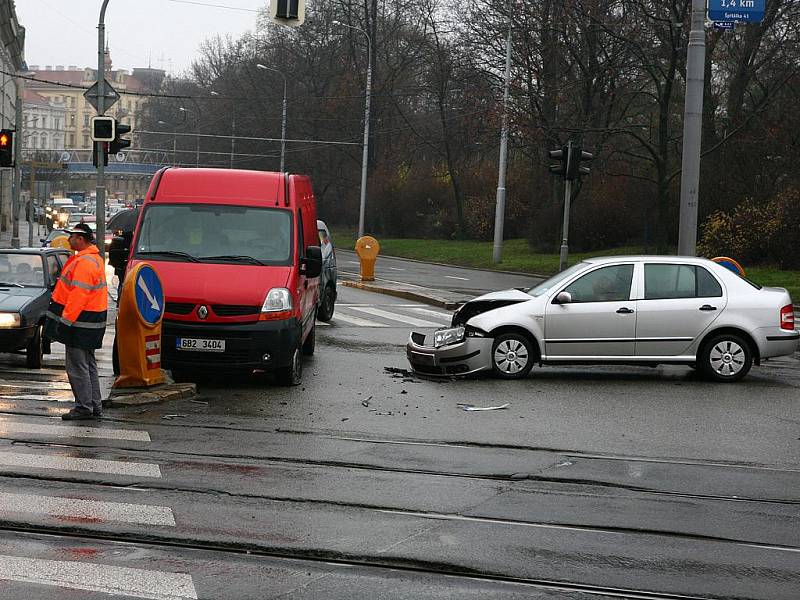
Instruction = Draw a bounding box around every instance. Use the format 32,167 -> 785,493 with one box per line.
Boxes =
65,346 -> 102,413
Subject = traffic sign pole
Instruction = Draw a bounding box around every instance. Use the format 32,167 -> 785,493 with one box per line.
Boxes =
95,0 -> 111,260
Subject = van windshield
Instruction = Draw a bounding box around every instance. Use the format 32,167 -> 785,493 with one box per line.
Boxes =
134,204 -> 293,265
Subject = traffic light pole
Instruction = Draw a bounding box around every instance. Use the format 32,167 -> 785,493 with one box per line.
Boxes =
95,0 -> 111,259
558,177 -> 573,272
492,7 -> 513,264
10,73 -> 22,248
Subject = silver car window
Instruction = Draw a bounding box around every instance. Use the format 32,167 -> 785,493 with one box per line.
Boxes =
527,263 -> 586,297
563,264 -> 634,303
644,264 -> 722,299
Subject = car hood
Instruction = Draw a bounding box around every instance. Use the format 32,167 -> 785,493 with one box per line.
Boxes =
128,260 -> 292,306
0,287 -> 45,311
452,288 -> 531,326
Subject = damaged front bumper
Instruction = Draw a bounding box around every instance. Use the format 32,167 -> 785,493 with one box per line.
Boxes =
406,330 -> 493,376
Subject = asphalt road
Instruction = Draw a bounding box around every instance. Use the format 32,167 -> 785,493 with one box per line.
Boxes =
0,285 -> 798,599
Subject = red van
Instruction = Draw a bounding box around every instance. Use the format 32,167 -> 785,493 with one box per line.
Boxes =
110,168 -> 322,385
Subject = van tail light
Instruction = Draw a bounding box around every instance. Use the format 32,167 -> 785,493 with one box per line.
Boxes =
780,304 -> 795,331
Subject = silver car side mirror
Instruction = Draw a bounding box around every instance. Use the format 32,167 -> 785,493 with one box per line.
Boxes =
555,291 -> 572,304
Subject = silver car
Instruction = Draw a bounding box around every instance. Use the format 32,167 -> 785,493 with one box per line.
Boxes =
406,256 -> 798,382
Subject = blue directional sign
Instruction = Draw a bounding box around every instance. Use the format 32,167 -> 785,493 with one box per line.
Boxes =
134,265 -> 164,325
708,0 -> 765,23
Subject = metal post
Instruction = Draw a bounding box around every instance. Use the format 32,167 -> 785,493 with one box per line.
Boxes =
27,163 -> 35,247
172,128 -> 177,165
492,7 -> 513,264
95,0 -> 111,260
677,0 -> 706,256
559,177 -> 573,272
358,51 -> 372,238
11,74 -> 22,248
229,109 -> 235,169
279,79 -> 287,173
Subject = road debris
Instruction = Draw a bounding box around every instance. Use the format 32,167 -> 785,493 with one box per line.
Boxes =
162,414 -> 188,419
457,403 -> 510,412
361,396 -> 372,407
189,399 -> 208,405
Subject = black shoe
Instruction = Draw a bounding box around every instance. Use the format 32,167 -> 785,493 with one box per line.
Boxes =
93,409 -> 103,418
62,409 -> 94,421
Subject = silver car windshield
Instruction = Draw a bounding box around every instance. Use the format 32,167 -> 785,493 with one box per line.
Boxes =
134,204 -> 293,265
526,262 -> 587,297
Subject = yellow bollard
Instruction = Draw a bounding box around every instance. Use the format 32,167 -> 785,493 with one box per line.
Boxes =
113,262 -> 166,388
355,236 -> 380,281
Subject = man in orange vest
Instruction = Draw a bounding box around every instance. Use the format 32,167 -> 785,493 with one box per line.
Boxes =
44,223 -> 109,420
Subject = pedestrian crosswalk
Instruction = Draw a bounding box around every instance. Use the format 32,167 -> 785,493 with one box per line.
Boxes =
0,415 -> 198,599
319,303 -> 452,328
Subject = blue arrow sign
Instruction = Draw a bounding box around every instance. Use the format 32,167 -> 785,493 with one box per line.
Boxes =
708,0 -> 765,23
134,265 -> 164,325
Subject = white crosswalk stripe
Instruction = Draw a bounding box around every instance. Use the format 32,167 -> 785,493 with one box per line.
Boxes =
348,305 -> 445,327
0,418 -> 151,442
332,311 -> 389,327
0,555 -> 198,600
0,492 -> 176,526
0,450 -> 162,478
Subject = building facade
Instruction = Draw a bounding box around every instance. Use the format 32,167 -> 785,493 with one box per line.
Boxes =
0,0 -> 25,232
22,89 -> 65,152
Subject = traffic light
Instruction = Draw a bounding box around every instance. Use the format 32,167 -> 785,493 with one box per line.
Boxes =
566,146 -> 593,180
93,141 -> 109,167
109,122 -> 131,155
0,129 -> 13,167
91,116 -> 115,142
548,146 -> 567,177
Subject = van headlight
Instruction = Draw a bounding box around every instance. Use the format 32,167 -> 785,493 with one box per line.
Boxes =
434,326 -> 465,348
0,313 -> 21,328
259,288 -> 293,321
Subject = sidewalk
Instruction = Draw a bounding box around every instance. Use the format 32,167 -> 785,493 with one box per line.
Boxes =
0,220 -> 46,249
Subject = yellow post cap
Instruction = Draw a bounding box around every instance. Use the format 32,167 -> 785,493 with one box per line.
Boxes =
355,235 -> 380,259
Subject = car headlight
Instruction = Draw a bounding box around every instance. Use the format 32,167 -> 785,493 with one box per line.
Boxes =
434,326 -> 465,348
259,288 -> 293,321
0,313 -> 21,328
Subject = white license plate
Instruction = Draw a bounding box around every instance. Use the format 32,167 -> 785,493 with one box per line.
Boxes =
175,338 -> 226,352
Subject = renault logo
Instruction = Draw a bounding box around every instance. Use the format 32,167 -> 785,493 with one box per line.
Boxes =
197,305 -> 208,320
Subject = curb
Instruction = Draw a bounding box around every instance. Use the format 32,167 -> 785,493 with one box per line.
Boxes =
341,280 -> 463,310
337,249 -> 550,280
105,383 -> 198,407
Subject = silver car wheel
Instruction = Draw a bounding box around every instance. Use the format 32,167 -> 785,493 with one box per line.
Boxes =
494,339 -> 529,374
709,340 -> 745,376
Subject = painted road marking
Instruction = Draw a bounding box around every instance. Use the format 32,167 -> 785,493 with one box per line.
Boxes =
444,275 -> 470,281
407,307 -> 452,322
0,492 -> 175,526
389,267 -> 405,271
0,419 -> 151,442
0,555 -> 197,600
0,451 -> 162,478
348,306 -> 443,327
332,313 -> 389,327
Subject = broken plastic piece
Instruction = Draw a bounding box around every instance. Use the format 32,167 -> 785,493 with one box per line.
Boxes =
457,403 -> 510,411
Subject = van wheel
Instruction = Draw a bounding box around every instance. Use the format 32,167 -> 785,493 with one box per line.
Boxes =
491,332 -> 534,380
700,333 -> 752,382
26,325 -> 44,369
317,285 -> 336,322
302,323 -> 316,356
276,346 -> 302,386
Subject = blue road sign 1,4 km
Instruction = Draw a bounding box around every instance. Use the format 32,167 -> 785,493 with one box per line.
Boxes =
134,265 -> 164,326
708,0 -> 765,23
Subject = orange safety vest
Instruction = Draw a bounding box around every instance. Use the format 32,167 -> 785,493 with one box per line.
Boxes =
44,245 -> 108,349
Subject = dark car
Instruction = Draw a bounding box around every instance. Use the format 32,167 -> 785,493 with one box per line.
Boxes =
0,248 -> 72,368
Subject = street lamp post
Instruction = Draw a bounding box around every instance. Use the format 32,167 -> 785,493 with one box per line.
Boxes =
332,20 -> 372,239
256,64 -> 287,173
179,106 -> 200,167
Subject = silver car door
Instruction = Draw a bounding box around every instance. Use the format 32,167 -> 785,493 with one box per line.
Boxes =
635,263 -> 726,357
544,263 -> 636,358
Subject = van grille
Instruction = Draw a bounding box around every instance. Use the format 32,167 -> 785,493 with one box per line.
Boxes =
212,305 -> 260,317
165,302 -> 195,315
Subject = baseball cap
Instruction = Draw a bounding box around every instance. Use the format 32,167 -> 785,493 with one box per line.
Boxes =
64,223 -> 95,240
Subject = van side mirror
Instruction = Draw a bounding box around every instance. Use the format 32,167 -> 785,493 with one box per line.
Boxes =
554,291 -> 572,304
108,236 -> 130,271
303,245 -> 322,278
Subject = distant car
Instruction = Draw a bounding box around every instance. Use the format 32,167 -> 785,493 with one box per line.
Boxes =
316,220 -> 337,322
0,248 -> 72,368
67,212 -> 92,226
407,255 -> 798,382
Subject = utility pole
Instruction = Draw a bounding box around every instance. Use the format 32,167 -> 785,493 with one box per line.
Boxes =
95,0 -> 111,259
677,0 -> 706,256
11,73 -> 22,248
558,141 -> 575,273
492,5 -> 513,264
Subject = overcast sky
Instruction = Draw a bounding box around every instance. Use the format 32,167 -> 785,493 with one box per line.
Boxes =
15,0 -> 265,74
